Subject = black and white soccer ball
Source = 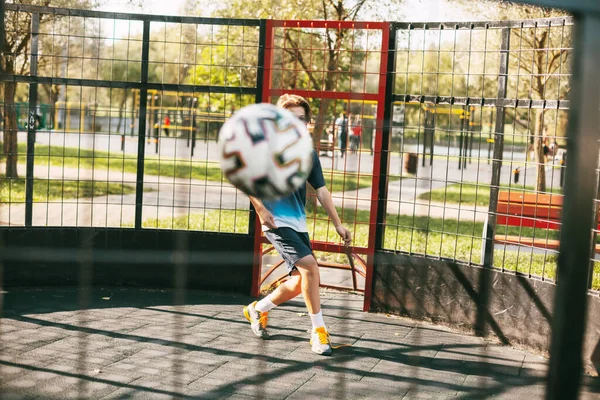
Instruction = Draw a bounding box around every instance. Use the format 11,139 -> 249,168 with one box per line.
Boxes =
218,103 -> 314,200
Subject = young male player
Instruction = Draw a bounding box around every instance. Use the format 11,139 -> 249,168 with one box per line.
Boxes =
244,94 -> 352,356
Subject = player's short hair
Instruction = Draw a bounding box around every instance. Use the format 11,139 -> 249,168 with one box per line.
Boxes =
276,94 -> 312,122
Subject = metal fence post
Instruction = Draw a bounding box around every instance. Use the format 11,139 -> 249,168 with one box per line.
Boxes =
429,110 -> 435,166
488,109 -> 494,164
364,22 -> 392,311
24,12 -> 40,227
130,89 -> 136,137
250,19 -> 266,238
0,0 -> 4,54
547,13 -> 600,400
458,113 -> 464,170
476,27 -> 510,334
250,19 -> 268,297
468,110 -> 474,164
134,20 -> 151,229
1,0 -> 5,300
481,27 -> 510,269
374,24 -> 396,253
463,106 -> 469,169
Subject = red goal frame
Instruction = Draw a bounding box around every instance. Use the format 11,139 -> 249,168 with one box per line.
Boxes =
251,20 -> 390,312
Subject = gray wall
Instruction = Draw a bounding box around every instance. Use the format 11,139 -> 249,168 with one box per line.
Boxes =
1,227 -> 254,294
371,251 -> 600,374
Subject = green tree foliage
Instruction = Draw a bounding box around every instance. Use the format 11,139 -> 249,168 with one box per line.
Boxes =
2,0 -> 97,178
205,0 -> 401,147
198,0 -> 399,208
454,0 -> 571,192
188,26 -> 260,113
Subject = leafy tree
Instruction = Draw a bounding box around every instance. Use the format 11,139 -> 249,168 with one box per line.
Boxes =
396,38 -> 499,137
209,0 -> 405,148
455,0 -> 571,192
511,11 -> 570,193
100,38 -> 142,134
189,31 -> 259,113
2,0 -> 97,178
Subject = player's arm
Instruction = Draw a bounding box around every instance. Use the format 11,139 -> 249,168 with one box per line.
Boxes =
314,186 -> 352,247
249,196 -> 277,230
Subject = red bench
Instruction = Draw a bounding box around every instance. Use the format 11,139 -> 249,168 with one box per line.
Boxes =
493,191 -> 600,251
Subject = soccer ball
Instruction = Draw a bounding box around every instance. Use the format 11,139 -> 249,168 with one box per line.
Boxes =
218,103 -> 314,200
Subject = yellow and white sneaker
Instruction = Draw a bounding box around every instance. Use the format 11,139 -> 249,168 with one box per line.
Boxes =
310,326 -> 333,356
243,301 -> 269,339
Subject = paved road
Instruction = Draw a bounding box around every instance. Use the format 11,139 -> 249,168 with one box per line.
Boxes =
0,163 -> 490,228
2,130 -> 565,231
24,131 -> 564,187
2,287 -> 598,399
27,131 -> 530,163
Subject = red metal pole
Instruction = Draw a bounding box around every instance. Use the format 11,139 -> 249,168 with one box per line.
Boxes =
260,19 -> 274,106
251,20 -> 275,298
363,23 -> 390,312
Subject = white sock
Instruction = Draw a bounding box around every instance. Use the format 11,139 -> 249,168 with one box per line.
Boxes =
309,311 -> 326,332
255,295 -> 277,313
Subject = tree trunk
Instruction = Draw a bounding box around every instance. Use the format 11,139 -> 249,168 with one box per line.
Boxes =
116,92 -> 128,133
306,97 -> 325,210
307,74 -> 336,212
3,60 -> 19,178
312,98 -> 332,149
534,109 -> 546,192
50,85 -> 59,129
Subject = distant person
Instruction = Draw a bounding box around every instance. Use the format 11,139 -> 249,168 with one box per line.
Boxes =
164,114 -> 171,137
327,126 -> 334,157
350,114 -> 362,154
334,112 -> 348,158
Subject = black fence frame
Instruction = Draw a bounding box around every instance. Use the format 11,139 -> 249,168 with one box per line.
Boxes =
0,4 -> 265,294
3,6 -> 591,289
2,4 -> 264,232
377,18 -> 590,282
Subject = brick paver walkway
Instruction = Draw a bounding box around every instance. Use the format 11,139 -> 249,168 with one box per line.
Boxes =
1,288 -> 598,399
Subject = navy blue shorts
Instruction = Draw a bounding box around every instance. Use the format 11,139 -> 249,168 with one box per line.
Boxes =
264,227 -> 313,275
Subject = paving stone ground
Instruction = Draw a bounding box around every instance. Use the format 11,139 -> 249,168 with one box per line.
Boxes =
0,288 -> 598,399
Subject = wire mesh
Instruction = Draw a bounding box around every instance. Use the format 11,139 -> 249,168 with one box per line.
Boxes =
0,7 -> 259,234
1,7 -> 262,399
383,19 -> 584,287
2,9 -> 596,290
3,4 -> 600,400
2,8 -> 596,292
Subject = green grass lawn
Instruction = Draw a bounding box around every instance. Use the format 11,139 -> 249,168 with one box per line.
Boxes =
418,182 -> 563,207
144,205 -> 600,290
0,176 -> 137,203
8,143 -> 372,193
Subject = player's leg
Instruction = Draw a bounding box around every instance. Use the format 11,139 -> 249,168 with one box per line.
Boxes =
244,275 -> 302,338
294,255 -> 321,314
295,254 -> 332,356
244,228 -> 307,338
268,270 -> 302,305
243,270 -> 301,339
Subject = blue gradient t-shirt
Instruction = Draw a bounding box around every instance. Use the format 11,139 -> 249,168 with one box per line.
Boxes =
261,150 -> 326,232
